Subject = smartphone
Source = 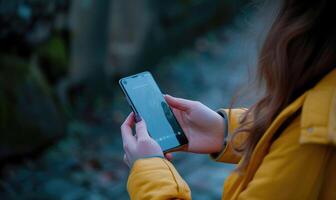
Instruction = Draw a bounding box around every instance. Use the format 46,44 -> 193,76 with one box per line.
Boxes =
119,71 -> 188,152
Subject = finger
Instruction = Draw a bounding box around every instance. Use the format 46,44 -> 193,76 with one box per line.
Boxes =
171,107 -> 183,120
135,118 -> 150,139
121,112 -> 136,145
164,153 -> 173,161
164,94 -> 193,112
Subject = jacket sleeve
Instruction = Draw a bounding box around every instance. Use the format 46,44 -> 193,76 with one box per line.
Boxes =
210,108 -> 247,164
127,157 -> 191,200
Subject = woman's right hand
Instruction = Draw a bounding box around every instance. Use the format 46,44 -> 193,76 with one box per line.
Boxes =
164,95 -> 225,154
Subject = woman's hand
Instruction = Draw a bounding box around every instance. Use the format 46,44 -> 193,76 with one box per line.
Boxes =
121,112 -> 164,168
165,95 -> 225,154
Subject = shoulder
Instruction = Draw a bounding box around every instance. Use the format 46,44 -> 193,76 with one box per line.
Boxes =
240,113 -> 331,199
300,68 -> 336,146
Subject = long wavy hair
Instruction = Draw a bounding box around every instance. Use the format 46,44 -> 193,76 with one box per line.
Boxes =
233,0 -> 336,171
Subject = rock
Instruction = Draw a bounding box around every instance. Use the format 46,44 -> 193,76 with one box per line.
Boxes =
0,54 -> 67,162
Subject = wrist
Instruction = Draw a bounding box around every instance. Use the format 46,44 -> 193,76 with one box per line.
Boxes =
214,110 -> 228,153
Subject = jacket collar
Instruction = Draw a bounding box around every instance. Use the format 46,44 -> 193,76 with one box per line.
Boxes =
300,68 -> 336,145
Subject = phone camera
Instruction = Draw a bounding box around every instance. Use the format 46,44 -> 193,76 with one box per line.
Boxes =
123,80 -> 127,85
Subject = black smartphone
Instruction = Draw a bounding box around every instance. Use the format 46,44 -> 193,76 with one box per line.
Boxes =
119,71 -> 188,152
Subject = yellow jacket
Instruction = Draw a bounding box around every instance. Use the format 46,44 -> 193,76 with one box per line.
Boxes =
127,68 -> 336,200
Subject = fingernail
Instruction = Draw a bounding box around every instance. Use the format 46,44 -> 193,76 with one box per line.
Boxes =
135,113 -> 142,123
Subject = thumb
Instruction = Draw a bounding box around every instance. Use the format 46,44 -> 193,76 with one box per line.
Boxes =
164,95 -> 193,112
135,116 -> 150,139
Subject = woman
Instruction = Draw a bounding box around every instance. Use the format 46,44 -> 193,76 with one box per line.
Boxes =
121,0 -> 336,199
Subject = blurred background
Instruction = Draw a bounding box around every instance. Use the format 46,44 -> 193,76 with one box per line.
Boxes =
0,0 -> 278,199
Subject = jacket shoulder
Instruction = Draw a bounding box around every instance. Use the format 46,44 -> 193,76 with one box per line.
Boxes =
300,68 -> 336,146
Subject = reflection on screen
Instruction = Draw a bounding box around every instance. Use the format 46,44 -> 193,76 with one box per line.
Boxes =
123,73 -> 186,151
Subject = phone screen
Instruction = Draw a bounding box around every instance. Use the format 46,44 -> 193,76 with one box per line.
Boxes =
119,72 -> 188,152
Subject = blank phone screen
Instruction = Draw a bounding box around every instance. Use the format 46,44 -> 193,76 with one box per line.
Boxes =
120,72 -> 188,152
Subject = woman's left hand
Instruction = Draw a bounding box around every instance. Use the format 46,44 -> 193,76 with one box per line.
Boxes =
121,112 -> 164,168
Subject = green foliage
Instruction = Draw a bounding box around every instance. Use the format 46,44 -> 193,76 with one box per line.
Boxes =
38,36 -> 68,68
36,35 -> 69,82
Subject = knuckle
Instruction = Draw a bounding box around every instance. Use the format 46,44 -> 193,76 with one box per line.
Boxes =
137,138 -> 150,145
137,126 -> 146,133
123,143 -> 128,150
137,138 -> 147,143
137,122 -> 145,129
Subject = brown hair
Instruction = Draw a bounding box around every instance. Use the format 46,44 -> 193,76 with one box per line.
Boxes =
233,0 -> 336,171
